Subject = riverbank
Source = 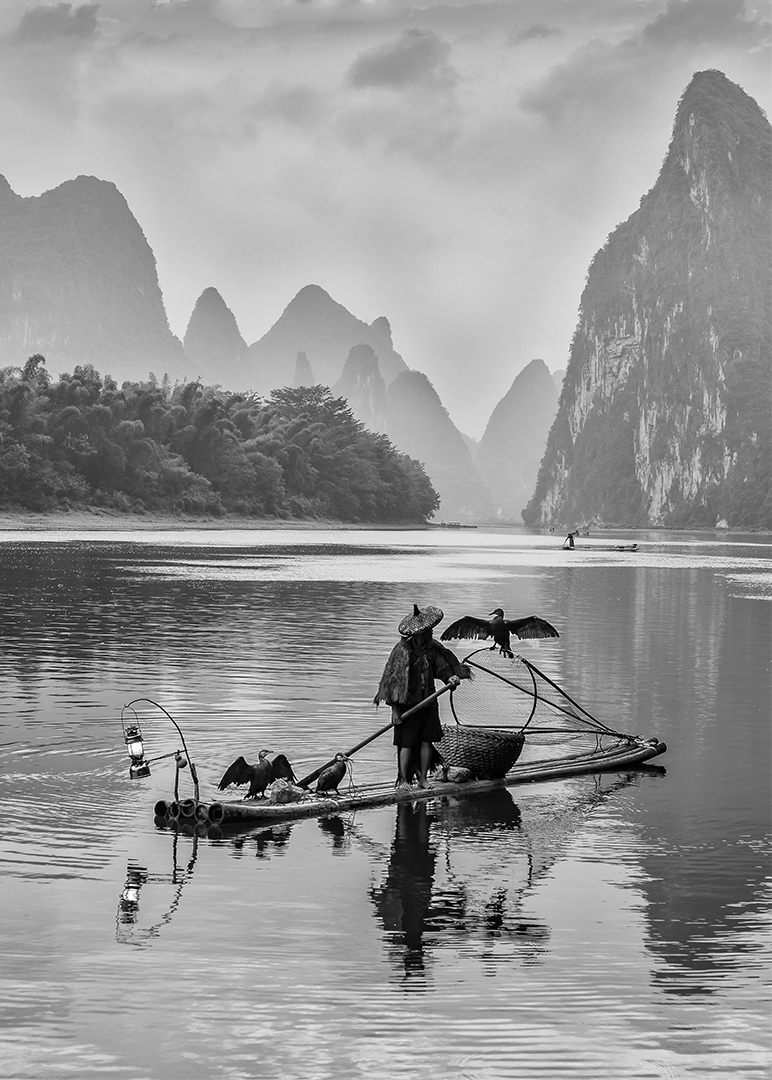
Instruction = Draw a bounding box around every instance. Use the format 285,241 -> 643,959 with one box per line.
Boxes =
0,508 -> 765,535
0,508 -> 438,533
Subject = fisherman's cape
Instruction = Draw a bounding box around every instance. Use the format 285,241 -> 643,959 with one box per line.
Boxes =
374,639 -> 472,707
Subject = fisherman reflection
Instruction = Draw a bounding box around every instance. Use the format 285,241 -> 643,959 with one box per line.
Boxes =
371,791 -> 553,980
371,801 -> 438,980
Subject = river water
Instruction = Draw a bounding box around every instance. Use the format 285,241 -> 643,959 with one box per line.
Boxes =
0,526 -> 769,1080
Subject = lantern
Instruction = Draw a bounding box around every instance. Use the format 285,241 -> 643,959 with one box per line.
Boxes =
122,719 -> 151,780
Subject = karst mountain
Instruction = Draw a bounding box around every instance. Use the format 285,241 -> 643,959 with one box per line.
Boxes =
475,359 -> 559,521
523,70 -> 771,530
0,175 -> 198,385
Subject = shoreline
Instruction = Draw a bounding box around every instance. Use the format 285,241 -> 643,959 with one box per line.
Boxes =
0,509 -> 438,533
0,508 -> 766,535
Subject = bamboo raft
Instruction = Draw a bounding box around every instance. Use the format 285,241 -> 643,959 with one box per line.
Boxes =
153,736 -> 666,830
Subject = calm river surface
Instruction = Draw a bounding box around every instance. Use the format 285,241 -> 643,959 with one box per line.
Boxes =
0,525 -> 769,1080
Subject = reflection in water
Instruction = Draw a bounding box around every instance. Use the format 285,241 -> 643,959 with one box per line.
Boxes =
115,831 -> 198,948
318,814 -> 349,852
370,777 -> 657,986
371,790 -> 555,986
0,531 -> 769,1079
227,821 -> 294,859
372,801 -> 438,982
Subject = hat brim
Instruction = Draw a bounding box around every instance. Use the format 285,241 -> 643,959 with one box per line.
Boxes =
398,606 -> 443,637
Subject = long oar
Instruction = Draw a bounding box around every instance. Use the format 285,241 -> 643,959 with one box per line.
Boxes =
297,682 -> 456,789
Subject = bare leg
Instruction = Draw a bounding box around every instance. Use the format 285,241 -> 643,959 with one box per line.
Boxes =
398,746 -> 413,785
418,742 -> 433,787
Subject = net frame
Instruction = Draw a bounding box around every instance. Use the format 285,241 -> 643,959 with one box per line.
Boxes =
447,648 -> 638,752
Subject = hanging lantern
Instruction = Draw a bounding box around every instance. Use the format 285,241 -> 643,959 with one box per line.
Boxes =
122,719 -> 151,779
119,699 -> 201,802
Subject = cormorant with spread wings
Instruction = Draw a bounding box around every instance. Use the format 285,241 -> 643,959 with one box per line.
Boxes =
218,751 -> 297,799
440,608 -> 559,659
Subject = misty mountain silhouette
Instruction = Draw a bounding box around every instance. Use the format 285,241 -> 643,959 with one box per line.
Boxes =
475,359 -> 559,520
244,284 -> 408,395
183,287 -> 248,384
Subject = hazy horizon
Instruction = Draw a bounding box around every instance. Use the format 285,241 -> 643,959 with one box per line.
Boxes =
0,0 -> 769,438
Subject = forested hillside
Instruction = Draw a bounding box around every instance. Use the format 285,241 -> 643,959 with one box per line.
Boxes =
0,356 -> 439,522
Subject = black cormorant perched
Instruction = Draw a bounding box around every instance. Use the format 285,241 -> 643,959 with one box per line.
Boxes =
316,753 -> 348,796
217,750 -> 296,799
440,609 -> 559,659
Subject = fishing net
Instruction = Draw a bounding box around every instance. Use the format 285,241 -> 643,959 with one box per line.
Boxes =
437,648 -> 638,776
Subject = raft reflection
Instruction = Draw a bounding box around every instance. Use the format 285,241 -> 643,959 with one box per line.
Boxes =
371,789 -> 550,984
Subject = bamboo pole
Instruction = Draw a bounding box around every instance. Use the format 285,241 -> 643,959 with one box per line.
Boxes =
297,681 -> 456,789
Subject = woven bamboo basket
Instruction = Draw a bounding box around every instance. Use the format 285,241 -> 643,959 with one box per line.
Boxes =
435,725 -> 525,780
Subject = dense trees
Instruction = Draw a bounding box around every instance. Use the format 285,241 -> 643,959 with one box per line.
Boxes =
0,359 -> 440,522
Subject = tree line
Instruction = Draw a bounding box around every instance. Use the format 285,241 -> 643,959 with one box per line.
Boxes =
0,356 -> 440,522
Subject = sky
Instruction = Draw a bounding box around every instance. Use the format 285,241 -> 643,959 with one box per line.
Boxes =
0,0 -> 769,437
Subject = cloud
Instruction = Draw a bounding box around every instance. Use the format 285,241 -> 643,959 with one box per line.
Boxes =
253,83 -> 324,128
13,2 -> 99,43
507,23 -> 563,46
642,0 -> 767,46
519,0 -> 770,121
347,28 -> 458,90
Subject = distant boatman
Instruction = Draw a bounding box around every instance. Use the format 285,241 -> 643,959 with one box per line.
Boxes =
374,604 -> 471,790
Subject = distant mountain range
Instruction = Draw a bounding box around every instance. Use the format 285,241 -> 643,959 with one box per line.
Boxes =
524,70 -> 771,530
0,176 -> 558,520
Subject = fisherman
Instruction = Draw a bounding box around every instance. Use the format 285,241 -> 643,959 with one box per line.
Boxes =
374,604 -> 471,790
563,530 -> 576,550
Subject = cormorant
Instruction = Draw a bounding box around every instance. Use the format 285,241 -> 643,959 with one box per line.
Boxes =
269,753 -> 297,784
440,609 -> 559,659
316,753 -> 348,796
218,750 -> 297,799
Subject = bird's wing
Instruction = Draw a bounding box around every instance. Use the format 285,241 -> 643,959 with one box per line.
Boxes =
217,755 -> 252,790
505,615 -> 560,640
440,615 -> 492,641
271,754 -> 296,783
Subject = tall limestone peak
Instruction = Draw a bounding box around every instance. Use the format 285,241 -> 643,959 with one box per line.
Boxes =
294,350 -> 315,386
370,316 -> 393,348
183,287 -> 247,381
0,174 -> 198,383
386,369 -> 494,521
244,284 -> 408,395
0,175 -> 21,211
476,359 -> 559,520
331,343 -> 388,433
523,71 -> 771,529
